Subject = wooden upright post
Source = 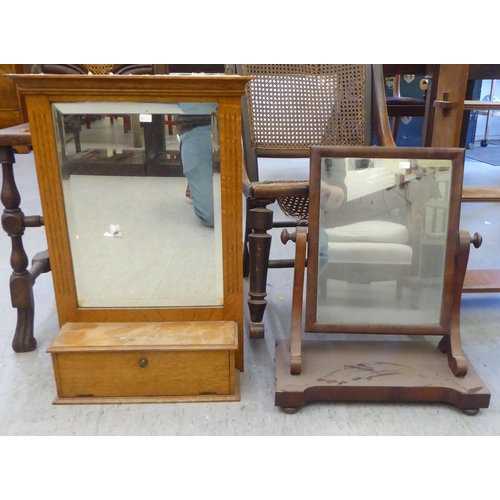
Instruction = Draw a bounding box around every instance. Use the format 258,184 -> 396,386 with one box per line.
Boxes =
427,64 -> 469,147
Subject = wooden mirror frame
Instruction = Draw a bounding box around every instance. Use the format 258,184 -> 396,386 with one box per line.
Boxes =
305,145 -> 465,337
10,74 -> 250,370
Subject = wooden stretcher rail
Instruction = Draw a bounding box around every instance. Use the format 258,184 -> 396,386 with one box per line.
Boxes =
463,270 -> 500,293
462,186 -> 500,203
464,100 -> 500,111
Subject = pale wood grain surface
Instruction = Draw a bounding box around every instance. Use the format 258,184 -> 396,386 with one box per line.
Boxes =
462,186 -> 500,202
48,321 -> 238,351
54,350 -> 232,398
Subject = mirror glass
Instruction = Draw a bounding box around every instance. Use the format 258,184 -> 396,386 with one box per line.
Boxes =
52,102 -> 223,308
316,156 -> 453,326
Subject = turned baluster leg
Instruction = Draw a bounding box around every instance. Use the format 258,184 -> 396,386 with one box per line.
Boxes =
247,198 -> 274,339
1,146 -> 46,352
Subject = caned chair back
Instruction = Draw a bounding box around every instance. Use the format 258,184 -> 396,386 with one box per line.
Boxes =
237,64 -> 372,221
82,64 -> 116,74
238,64 -> 372,182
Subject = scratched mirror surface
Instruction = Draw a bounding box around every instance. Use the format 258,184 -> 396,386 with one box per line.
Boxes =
316,156 -> 453,326
52,102 -> 223,308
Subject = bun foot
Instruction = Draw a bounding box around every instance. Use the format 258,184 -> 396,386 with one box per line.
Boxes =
280,407 -> 300,414
461,408 -> 480,416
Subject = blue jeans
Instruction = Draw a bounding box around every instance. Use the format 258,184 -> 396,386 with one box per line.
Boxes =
179,125 -> 214,227
319,224 -> 329,275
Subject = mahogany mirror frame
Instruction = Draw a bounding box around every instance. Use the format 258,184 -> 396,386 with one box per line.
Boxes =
305,145 -> 465,337
10,74 -> 250,370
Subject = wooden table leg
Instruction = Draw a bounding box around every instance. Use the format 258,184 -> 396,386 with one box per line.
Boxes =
1,145 -> 48,352
131,115 -> 143,148
247,199 -> 274,339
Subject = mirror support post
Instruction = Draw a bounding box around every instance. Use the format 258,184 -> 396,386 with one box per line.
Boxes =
281,227 -> 307,375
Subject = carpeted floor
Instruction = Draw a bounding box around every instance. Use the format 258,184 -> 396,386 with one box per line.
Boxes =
466,144 -> 500,166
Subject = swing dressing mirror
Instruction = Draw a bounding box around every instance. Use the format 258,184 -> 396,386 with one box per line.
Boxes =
275,146 -> 490,414
306,146 -> 463,335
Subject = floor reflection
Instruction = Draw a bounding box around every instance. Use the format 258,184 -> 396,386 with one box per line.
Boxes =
57,115 -> 223,308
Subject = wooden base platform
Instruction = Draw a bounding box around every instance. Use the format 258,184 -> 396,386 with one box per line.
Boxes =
275,340 -> 490,413
48,321 -> 240,405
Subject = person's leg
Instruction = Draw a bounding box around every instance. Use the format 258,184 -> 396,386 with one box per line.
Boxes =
179,125 -> 214,227
319,224 -> 329,275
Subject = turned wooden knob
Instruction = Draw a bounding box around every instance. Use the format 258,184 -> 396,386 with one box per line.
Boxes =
471,232 -> 482,249
280,229 -> 296,245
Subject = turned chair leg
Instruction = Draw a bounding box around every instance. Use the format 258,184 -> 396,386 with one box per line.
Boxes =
1,146 -> 47,352
247,199 -> 274,339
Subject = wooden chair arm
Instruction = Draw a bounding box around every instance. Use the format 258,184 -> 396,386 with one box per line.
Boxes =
242,161 -> 254,197
242,146 -> 309,198
372,65 -> 397,148
248,181 -> 309,199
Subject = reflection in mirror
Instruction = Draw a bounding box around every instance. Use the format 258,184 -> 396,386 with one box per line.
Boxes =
317,156 -> 452,326
52,102 -> 223,308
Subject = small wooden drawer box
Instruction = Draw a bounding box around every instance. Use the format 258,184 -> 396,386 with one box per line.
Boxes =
47,321 -> 240,404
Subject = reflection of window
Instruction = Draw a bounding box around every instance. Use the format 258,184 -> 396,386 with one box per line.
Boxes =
345,167 -> 394,202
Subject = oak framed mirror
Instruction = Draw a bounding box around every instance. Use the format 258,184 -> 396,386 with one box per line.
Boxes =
10,74 -> 249,378
275,146 -> 490,413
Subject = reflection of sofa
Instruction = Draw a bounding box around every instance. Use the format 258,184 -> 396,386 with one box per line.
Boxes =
322,219 -> 414,301
319,163 -> 420,306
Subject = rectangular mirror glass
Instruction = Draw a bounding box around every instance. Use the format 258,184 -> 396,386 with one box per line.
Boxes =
309,151 -> 456,328
52,102 -> 223,308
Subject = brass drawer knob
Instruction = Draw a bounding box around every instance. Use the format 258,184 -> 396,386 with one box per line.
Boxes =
139,358 -> 148,368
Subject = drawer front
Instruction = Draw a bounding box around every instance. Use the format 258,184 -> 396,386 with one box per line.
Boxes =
53,350 -> 232,398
